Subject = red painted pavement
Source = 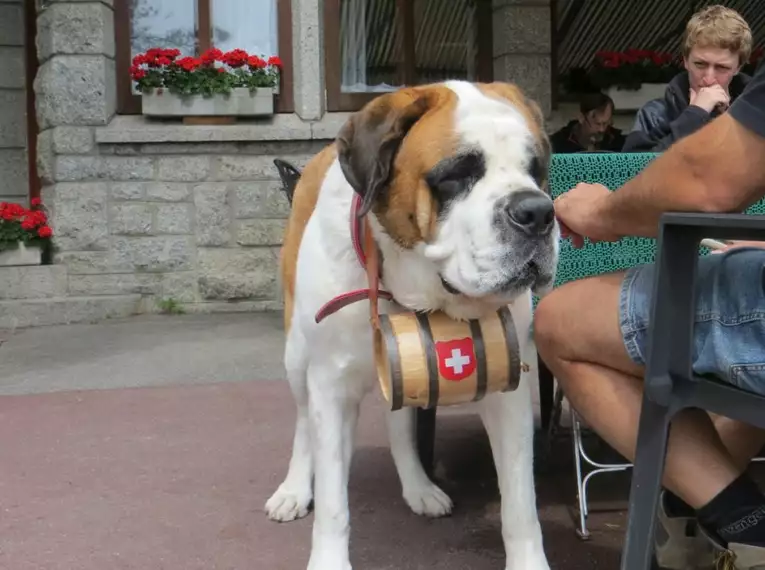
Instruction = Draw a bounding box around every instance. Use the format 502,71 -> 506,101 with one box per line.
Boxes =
0,380 -> 654,569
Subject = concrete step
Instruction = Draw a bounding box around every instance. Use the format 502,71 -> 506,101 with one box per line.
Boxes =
0,266 -> 68,300
0,295 -> 142,329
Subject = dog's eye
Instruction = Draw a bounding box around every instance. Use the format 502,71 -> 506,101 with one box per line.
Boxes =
528,155 -> 547,188
430,177 -> 469,202
426,151 -> 485,208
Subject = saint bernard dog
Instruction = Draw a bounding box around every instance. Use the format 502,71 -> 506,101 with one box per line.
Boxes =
265,80 -> 559,570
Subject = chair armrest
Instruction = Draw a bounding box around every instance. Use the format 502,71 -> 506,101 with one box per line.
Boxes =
643,213 -> 765,405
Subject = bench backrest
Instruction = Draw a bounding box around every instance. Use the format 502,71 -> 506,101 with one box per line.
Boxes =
548,152 -> 765,288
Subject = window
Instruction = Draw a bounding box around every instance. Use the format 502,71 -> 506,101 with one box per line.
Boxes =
323,0 -> 493,112
115,0 -> 294,114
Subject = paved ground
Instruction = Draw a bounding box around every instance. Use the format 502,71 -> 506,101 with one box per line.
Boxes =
0,313 -> 760,569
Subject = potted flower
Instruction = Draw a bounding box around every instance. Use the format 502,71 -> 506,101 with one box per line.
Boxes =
130,47 -> 283,119
0,198 -> 54,267
588,49 -> 681,110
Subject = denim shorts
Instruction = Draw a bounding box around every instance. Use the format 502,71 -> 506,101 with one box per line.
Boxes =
620,246 -> 765,396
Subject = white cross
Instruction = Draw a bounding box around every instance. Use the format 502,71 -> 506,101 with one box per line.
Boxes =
445,348 -> 471,375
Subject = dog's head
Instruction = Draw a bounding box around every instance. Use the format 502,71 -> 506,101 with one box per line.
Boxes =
336,80 -> 558,317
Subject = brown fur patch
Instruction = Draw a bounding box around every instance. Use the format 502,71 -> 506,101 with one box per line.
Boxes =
280,144 -> 337,332
336,85 -> 461,248
378,86 -> 461,246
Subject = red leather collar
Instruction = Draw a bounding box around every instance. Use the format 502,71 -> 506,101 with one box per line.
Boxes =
314,195 -> 393,323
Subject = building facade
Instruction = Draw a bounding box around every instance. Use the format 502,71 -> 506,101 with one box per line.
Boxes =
1,0 -> 554,327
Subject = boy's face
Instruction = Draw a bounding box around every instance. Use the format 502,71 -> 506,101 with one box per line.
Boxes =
684,46 -> 741,92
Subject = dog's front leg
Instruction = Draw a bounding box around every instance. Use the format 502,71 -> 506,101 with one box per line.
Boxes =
387,407 -> 453,517
480,384 -> 550,570
306,366 -> 362,570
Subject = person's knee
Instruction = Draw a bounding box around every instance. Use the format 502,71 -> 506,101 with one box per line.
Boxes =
533,290 -> 567,360
534,272 -> 634,371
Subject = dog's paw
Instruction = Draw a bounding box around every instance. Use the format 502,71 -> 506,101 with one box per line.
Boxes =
403,481 -> 453,518
265,484 -> 313,522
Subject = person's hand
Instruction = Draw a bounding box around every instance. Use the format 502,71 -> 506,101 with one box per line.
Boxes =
554,183 -> 621,249
690,84 -> 730,113
710,240 -> 765,254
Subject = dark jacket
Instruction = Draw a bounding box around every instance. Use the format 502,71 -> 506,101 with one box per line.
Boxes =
622,71 -> 751,153
549,120 -> 626,153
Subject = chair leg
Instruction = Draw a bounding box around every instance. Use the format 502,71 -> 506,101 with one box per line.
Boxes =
570,406 -> 634,540
620,396 -> 673,570
571,407 -> 591,540
416,407 -> 437,479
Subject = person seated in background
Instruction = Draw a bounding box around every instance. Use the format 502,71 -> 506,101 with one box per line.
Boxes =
623,4 -> 752,153
550,92 -> 626,153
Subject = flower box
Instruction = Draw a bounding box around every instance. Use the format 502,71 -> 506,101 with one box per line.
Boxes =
607,83 -> 667,111
0,199 -> 54,266
0,241 -> 41,267
131,47 -> 282,120
141,86 -> 274,117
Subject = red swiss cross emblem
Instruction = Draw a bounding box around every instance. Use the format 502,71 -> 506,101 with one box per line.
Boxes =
435,337 -> 476,382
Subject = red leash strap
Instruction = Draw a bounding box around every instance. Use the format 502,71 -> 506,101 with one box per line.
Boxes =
313,195 -> 392,324
364,220 -> 382,330
314,288 -> 393,323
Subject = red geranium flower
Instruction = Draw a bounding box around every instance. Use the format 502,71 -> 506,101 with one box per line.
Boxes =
38,226 -> 53,238
200,47 -> 223,65
176,56 -> 201,72
247,55 -> 267,69
223,48 -> 249,68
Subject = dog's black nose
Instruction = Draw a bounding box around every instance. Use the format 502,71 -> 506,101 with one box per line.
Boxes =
504,190 -> 555,236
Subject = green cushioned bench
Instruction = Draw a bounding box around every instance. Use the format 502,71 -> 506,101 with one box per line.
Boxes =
547,151 -> 765,288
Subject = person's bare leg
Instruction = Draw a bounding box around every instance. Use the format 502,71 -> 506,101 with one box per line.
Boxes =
534,272 -> 755,509
712,415 -> 765,473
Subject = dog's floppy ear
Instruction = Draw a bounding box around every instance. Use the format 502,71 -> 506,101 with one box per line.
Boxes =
336,89 -> 434,217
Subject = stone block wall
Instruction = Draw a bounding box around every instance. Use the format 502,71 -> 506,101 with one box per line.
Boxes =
492,0 -> 552,117
39,137 -> 328,311
33,0 -> 336,313
0,0 -> 29,205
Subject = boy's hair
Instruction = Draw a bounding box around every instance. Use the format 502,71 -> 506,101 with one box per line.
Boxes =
682,4 -> 752,65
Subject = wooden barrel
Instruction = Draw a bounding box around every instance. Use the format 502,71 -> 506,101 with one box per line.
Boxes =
374,306 -> 522,411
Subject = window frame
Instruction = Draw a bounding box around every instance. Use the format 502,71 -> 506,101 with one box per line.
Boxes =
114,0 -> 294,115
323,0 -> 494,112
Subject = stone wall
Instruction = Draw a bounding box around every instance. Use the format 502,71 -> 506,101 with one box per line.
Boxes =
40,136 -> 329,312
0,0 -> 28,205
493,0 -> 552,117
32,0 -> 336,314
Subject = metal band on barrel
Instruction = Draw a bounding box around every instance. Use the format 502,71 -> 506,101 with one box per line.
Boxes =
470,319 -> 488,401
379,314 -> 404,410
415,312 -> 439,409
497,306 -> 521,391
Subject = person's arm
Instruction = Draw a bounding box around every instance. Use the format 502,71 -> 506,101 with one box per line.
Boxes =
598,111 -> 765,238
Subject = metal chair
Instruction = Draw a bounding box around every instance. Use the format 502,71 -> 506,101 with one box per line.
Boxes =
620,212 -> 765,570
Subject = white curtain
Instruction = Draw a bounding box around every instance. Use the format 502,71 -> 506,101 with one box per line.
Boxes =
340,0 -> 368,92
212,0 -> 279,59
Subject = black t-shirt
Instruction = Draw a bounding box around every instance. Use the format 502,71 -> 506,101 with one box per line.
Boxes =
729,62 -> 765,138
